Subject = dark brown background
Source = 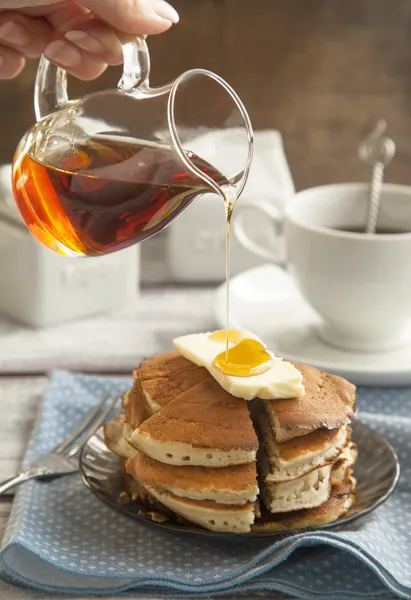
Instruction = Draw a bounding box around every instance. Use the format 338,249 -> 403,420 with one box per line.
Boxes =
1,0 -> 410,189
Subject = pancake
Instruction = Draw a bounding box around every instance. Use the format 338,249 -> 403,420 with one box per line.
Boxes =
105,387 -> 151,459
136,352 -> 210,413
121,469 -> 178,522
252,400 -> 350,481
121,390 -> 130,410
144,485 -> 256,533
276,427 -> 348,465
123,386 -> 152,447
128,378 -> 258,467
261,363 -> 357,442
103,413 -> 136,460
252,475 -> 356,532
259,447 -> 333,513
126,450 -> 259,505
258,439 -> 357,513
330,443 -> 358,484
124,382 -> 152,430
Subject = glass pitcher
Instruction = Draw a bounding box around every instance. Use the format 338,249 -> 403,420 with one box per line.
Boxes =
12,37 -> 254,257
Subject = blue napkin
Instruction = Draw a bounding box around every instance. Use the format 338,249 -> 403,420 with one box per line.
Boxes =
0,371 -> 410,599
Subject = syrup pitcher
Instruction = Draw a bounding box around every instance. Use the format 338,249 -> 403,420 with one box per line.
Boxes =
12,36 -> 254,257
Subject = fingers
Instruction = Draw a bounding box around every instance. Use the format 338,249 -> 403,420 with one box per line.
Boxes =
0,9 -> 51,79
64,20 -> 123,66
42,1 -> 91,32
0,10 -> 52,58
49,0 -> 180,73
0,0 -> 179,81
44,38 -> 108,80
43,2 -> 111,80
0,44 -> 25,78
79,0 -> 179,35
0,1 -> 66,8
42,0 -> 180,80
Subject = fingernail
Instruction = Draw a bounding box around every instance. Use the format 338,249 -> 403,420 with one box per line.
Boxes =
65,31 -> 105,54
0,21 -> 29,46
154,1 -> 179,23
44,39 -> 82,68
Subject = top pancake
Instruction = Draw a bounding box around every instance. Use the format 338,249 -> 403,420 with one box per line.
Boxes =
103,413 -> 136,459
127,376 -> 258,467
137,378 -> 257,448
136,352 -> 210,413
124,385 -> 151,430
263,363 -> 357,441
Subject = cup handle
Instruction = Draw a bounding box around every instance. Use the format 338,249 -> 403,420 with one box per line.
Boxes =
233,199 -> 284,263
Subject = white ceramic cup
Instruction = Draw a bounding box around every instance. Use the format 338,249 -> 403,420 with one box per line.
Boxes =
234,183 -> 411,352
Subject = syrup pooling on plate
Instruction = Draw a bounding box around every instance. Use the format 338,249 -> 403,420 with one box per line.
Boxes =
212,332 -> 272,377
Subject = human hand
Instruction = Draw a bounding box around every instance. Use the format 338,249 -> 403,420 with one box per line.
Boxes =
0,0 -> 179,79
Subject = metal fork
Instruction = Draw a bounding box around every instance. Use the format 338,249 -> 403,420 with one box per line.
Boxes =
0,395 -> 119,495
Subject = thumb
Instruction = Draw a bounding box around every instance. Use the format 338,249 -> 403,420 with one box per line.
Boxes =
79,0 -> 179,35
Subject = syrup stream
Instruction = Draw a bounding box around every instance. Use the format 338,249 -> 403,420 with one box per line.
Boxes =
214,186 -> 272,377
225,191 -> 234,361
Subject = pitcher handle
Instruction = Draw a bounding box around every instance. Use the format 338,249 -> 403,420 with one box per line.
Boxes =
34,36 -> 156,121
167,69 -> 254,203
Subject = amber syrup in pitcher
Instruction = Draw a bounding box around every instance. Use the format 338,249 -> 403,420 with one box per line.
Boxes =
12,137 -> 228,256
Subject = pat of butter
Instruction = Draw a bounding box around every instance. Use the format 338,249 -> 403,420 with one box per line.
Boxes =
173,330 -> 304,400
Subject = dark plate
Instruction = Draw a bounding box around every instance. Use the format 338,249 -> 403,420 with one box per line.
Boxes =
79,421 -> 400,539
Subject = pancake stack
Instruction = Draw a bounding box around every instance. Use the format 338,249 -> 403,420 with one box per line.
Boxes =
105,349 -> 358,533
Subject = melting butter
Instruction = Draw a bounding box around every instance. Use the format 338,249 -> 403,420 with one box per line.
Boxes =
173,331 -> 305,400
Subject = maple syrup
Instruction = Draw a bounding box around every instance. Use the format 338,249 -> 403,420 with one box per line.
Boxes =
211,329 -> 272,377
214,338 -> 271,377
209,330 -> 242,344
12,137 -> 228,257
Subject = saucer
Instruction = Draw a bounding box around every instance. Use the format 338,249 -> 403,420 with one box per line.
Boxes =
213,265 -> 411,386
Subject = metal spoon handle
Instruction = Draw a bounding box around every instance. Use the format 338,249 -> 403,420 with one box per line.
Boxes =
366,162 -> 384,234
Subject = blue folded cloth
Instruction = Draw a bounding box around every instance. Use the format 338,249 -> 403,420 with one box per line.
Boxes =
0,370 -> 410,599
